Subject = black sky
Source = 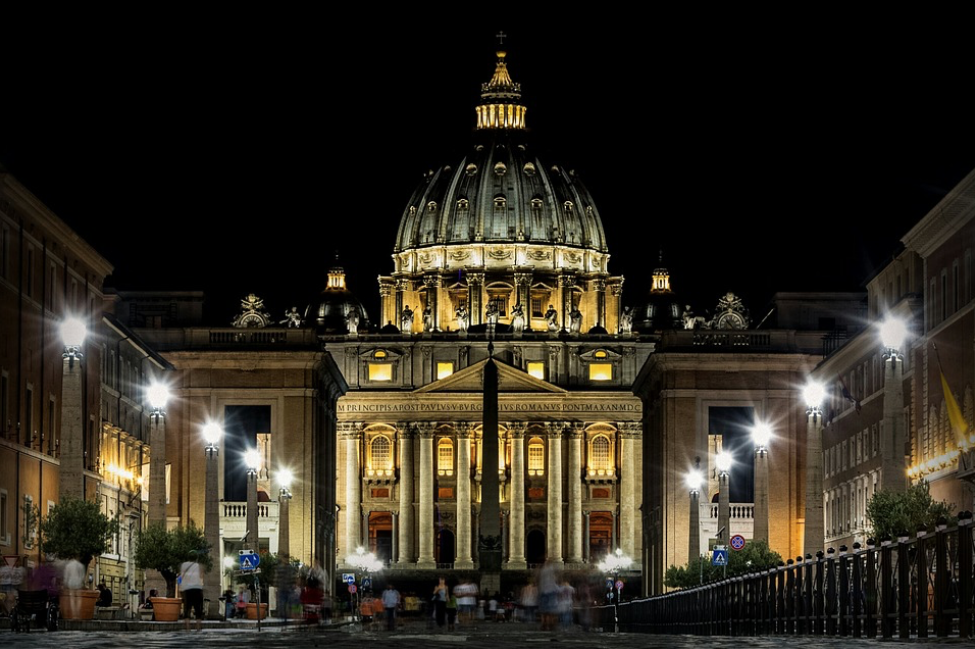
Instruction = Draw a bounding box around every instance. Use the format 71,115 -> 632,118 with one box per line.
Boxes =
2,20 -> 974,325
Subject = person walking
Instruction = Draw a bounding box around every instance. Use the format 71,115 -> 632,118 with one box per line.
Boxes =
178,554 -> 204,631
381,582 -> 401,631
446,589 -> 458,631
432,576 -> 448,630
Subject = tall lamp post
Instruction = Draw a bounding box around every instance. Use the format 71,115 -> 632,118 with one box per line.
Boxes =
202,422 -> 223,618
715,450 -> 733,549
751,422 -> 772,544
244,448 -> 261,554
277,469 -> 293,560
685,461 -> 703,569
59,317 -> 87,500
147,382 -> 170,527
803,381 -> 826,557
597,547 -> 632,632
346,546 -> 383,620
880,317 -> 908,492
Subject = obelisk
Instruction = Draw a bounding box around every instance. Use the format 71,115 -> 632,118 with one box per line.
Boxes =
479,344 -> 502,594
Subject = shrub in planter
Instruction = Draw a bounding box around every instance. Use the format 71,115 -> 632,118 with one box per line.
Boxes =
134,523 -> 212,598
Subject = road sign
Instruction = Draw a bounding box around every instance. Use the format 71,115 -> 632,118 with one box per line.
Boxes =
712,548 -> 728,566
362,576 -> 372,590
615,580 -> 624,591
730,534 -> 746,551
605,577 -> 613,590
348,584 -> 357,594
239,550 -> 260,572
342,573 -> 355,584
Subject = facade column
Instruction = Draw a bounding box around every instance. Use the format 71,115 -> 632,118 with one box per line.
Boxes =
455,423 -> 474,568
566,423 -> 584,564
619,422 -> 638,557
583,511 -> 591,563
424,274 -> 441,331
467,269 -> 485,326
379,281 -> 394,329
593,277 -> 607,330
514,270 -> 533,325
394,276 -> 408,329
546,423 -> 564,564
417,423 -> 436,568
507,423 -> 527,568
610,281 -> 624,334
343,423 -> 362,558
559,274 -> 575,332
611,509 -> 618,549
391,512 -> 399,564
397,424 -> 415,564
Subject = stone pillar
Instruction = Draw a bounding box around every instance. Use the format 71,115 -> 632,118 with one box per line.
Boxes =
148,412 -> 167,527
467,270 -> 485,327
59,355 -> 85,501
583,511 -> 591,562
394,276 -> 407,329
455,423 -> 474,568
507,423 -> 527,568
559,274 -> 575,333
546,423 -> 564,564
204,444 -> 222,617
344,424 -> 362,557
882,354 -> 907,492
753,448 -> 769,544
620,423 -> 637,557
803,407 -> 825,556
246,469 -> 259,553
593,277 -> 607,330
379,281 -> 394,329
397,424 -> 414,564
424,274 -> 441,331
611,509 -> 618,548
611,281 -> 624,335
417,423 -> 436,568
566,423 -> 584,564
688,490 -> 700,563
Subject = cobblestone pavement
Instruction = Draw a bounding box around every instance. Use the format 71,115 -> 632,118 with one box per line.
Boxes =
4,618 -> 969,648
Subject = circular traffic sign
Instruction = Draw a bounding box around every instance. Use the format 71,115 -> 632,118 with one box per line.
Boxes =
348,584 -> 357,593
614,580 -> 624,591
730,534 -> 746,551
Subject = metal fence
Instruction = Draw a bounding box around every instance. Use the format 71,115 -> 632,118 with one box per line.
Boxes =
592,512 -> 973,638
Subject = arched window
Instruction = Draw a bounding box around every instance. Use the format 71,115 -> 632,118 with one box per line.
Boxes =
370,436 -> 392,473
438,438 -> 454,476
528,437 -> 544,476
427,201 -> 438,213
457,198 -> 469,211
590,435 -> 611,474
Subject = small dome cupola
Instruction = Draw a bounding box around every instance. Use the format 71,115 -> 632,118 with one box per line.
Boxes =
476,50 -> 526,131
304,253 -> 370,334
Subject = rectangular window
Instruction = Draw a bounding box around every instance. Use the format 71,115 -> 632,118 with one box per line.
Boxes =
930,278 -> 937,327
953,260 -> 960,313
368,364 -> 392,381
967,250 -> 973,304
589,363 -> 613,381
436,362 -> 454,380
437,441 -> 453,475
531,298 -> 543,318
527,362 -> 545,380
48,262 -> 56,310
25,384 -> 34,447
528,440 -> 544,475
942,271 -> 948,321
26,246 -> 34,299
48,395 -> 56,455
0,488 -> 8,545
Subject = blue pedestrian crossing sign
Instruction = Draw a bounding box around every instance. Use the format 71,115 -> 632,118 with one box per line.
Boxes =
711,548 -> 728,566
362,576 -> 372,590
238,550 -> 260,571
342,573 -> 355,584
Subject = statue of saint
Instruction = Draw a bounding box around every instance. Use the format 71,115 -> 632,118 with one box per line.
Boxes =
455,305 -> 470,333
619,306 -> 633,334
345,308 -> 360,334
401,305 -> 414,333
569,305 -> 583,333
544,304 -> 559,332
510,303 -> 526,334
485,302 -> 500,325
422,306 -> 434,332
280,307 -> 303,328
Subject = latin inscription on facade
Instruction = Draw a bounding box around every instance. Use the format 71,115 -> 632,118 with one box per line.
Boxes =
337,401 -> 640,414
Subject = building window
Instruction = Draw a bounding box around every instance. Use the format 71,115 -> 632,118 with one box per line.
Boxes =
589,364 -> 613,381
528,437 -> 544,476
369,436 -> 393,474
368,363 -> 392,381
527,362 -> 545,380
437,362 -> 454,380
941,270 -> 948,322
26,246 -> 34,299
0,488 -> 8,545
531,298 -> 543,318
437,438 -> 454,476
590,435 -> 612,474
25,384 -> 33,447
953,260 -> 960,313
487,292 -> 509,317
966,249 -> 972,304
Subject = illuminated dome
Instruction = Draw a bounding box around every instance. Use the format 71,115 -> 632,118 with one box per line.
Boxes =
632,254 -> 683,333
393,51 -> 609,256
304,257 -> 370,334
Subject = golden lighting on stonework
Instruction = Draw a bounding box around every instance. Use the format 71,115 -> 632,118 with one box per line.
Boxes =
437,362 -> 454,380
589,363 -> 613,381
527,362 -> 545,380
368,363 -> 392,381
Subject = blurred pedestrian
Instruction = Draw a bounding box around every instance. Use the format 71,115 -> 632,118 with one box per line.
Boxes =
382,583 -> 401,631
538,562 -> 560,631
432,576 -> 448,629
178,554 -> 204,631
520,579 -> 538,623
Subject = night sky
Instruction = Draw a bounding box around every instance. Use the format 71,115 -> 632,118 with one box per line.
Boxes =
2,20 -> 974,326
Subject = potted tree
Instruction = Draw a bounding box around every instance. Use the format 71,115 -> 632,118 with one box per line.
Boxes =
39,497 -> 119,620
133,523 -> 211,622
235,551 -> 278,619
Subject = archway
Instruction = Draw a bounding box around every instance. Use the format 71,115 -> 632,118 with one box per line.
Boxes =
526,529 -> 545,565
437,529 -> 456,565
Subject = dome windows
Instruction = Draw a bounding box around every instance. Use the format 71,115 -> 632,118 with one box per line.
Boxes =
494,161 -> 507,176
524,162 -> 536,176
465,163 -> 478,176
427,201 -> 438,213
457,198 -> 469,211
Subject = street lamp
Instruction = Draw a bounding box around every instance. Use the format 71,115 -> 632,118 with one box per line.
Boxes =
147,381 -> 170,527
685,460 -> 704,568
202,422 -> 223,617
58,316 -> 87,499
277,469 -> 293,560
715,450 -> 733,550
597,547 -> 632,632
244,448 -> 261,554
751,422 -> 772,544
879,316 -> 908,492
803,381 -> 825,556
345,546 -> 383,619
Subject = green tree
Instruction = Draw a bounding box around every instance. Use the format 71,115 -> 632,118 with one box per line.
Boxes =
134,523 -> 212,597
665,539 -> 783,589
866,481 -> 955,541
39,496 -> 119,569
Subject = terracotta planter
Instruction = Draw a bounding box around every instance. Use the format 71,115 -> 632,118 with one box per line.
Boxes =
149,596 -> 183,622
59,589 -> 100,620
246,602 -> 268,620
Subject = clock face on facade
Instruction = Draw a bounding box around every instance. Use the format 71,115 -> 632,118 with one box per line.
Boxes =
714,311 -> 747,330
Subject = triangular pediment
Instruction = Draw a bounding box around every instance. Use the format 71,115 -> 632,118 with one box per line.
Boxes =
415,358 -> 566,394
